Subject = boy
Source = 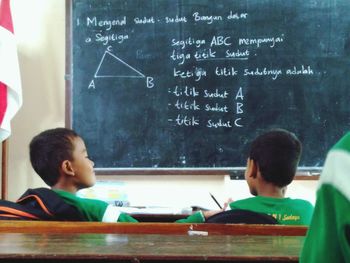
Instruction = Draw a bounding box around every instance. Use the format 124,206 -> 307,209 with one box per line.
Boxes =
300,132 -> 350,262
29,127 -> 220,222
228,129 -> 314,225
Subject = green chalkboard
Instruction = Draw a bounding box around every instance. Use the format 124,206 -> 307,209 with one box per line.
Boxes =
66,0 -> 350,173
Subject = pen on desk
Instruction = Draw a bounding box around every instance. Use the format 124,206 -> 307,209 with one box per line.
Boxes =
209,193 -> 222,209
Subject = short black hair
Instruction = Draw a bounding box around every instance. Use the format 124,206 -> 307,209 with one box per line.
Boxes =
249,129 -> 302,187
29,128 -> 79,186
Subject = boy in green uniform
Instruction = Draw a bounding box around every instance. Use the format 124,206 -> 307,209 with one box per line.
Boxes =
228,129 -> 314,225
300,132 -> 350,262
29,128 -> 221,223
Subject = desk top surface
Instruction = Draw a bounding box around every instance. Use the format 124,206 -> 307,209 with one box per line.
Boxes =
0,232 -> 304,262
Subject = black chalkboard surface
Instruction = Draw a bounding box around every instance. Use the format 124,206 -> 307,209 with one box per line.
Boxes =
66,0 -> 350,173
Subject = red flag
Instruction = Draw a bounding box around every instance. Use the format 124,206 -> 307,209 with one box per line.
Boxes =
0,0 -> 22,141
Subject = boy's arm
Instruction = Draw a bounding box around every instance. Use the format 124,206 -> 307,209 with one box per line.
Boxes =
175,211 -> 205,223
175,198 -> 232,223
117,212 -> 138,222
175,209 -> 223,223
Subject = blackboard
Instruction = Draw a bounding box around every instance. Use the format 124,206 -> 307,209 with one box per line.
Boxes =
66,0 -> 350,174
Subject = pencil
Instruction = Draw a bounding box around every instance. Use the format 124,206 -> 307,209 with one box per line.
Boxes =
209,193 -> 222,209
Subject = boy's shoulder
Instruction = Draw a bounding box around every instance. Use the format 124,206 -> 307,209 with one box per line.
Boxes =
229,196 -> 259,208
287,197 -> 314,207
286,197 -> 314,210
53,189 -> 108,206
230,196 -> 313,208
53,189 -> 109,216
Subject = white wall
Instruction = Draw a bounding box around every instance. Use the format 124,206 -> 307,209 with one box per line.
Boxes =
4,0 -> 318,207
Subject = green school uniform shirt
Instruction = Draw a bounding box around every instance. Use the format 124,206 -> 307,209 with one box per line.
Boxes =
300,132 -> 350,262
53,189 -> 205,223
229,196 -> 313,225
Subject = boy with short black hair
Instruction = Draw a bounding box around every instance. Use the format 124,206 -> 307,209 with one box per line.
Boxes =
228,129 -> 314,225
29,127 -> 219,222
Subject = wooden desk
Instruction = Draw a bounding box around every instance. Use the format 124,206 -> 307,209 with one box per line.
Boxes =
0,232 -> 304,262
0,221 -> 308,236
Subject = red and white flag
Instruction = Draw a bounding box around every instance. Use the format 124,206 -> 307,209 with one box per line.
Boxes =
0,0 -> 22,142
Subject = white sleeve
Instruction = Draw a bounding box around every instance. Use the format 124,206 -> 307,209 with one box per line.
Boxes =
102,205 -> 121,222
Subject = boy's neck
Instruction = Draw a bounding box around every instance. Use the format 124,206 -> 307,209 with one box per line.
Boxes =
255,171 -> 287,198
52,182 -> 78,194
256,184 -> 286,198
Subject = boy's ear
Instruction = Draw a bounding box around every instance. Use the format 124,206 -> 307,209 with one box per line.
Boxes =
247,158 -> 258,178
61,160 -> 75,176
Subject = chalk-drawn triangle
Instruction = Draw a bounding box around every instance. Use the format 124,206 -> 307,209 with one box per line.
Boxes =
95,51 -> 145,78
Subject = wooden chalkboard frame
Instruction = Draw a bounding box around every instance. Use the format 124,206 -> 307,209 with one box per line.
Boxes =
64,0 -> 347,178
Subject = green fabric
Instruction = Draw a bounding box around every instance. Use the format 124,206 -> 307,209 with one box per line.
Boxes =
332,132 -> 350,153
229,196 -> 313,225
118,213 -> 138,223
300,132 -> 350,263
175,211 -> 205,223
300,184 -> 350,263
53,189 -> 204,223
54,189 -> 108,221
53,189 -> 137,222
